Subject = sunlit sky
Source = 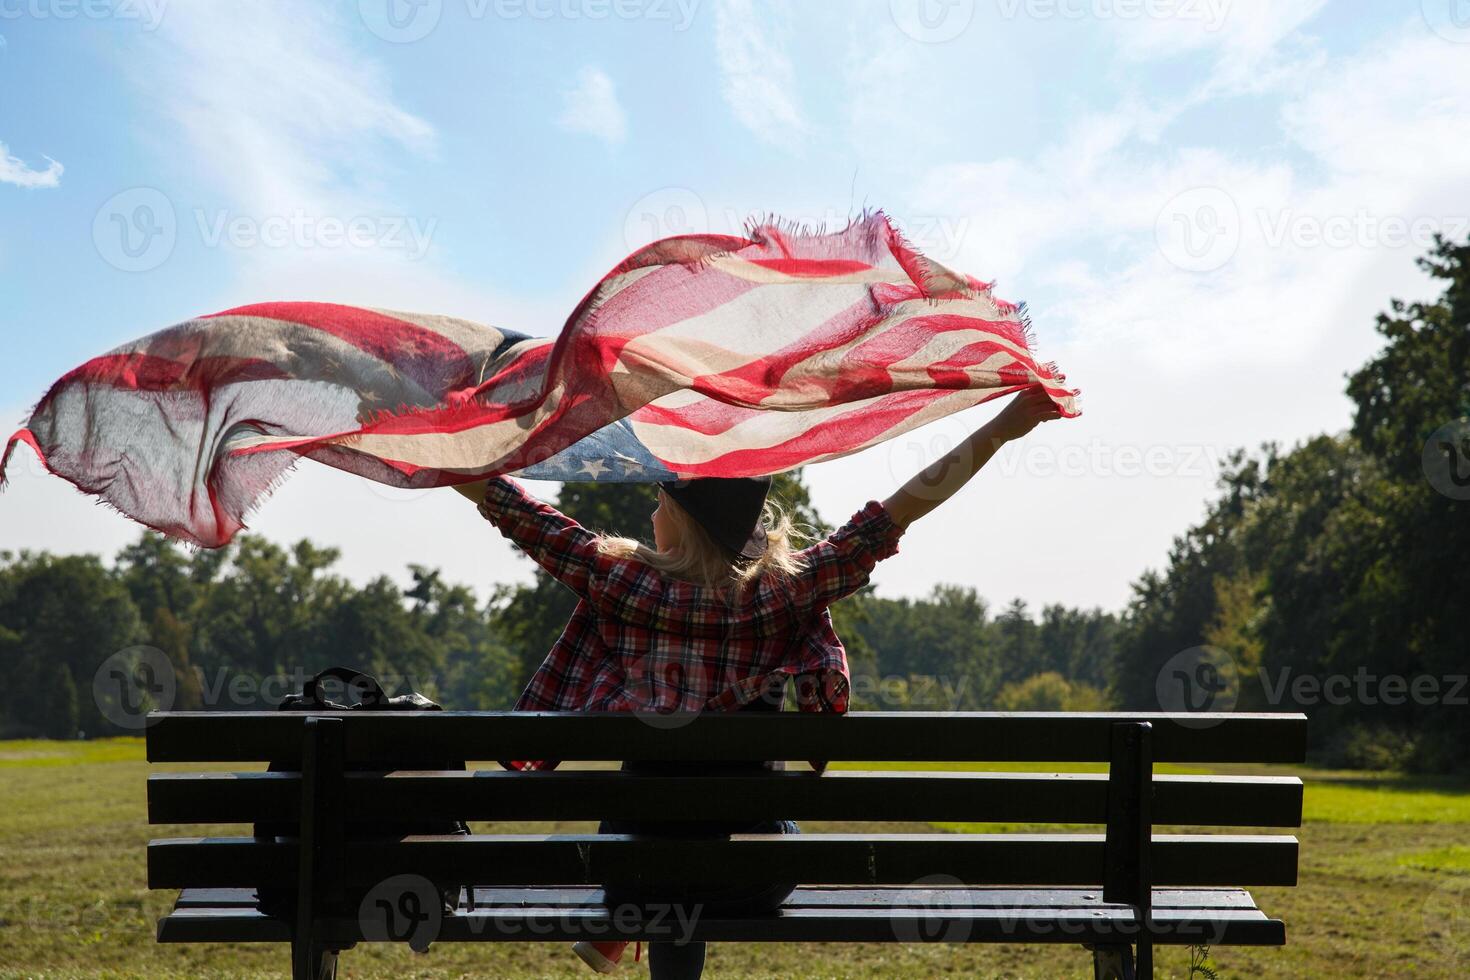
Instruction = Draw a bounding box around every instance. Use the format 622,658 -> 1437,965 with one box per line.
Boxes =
3,0 -> 1468,614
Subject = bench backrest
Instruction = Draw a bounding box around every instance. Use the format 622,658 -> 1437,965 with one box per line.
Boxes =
146,710 -> 1305,902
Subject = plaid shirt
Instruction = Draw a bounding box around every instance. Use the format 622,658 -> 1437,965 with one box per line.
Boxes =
477,476 -> 906,770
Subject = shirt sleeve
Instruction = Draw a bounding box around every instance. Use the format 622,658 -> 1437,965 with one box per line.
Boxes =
476,476 -> 601,598
792,611 -> 852,775
790,500 -> 906,613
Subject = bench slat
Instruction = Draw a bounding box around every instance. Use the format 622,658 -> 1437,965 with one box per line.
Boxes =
156,901 -> 1286,946
149,834 -> 1298,890
172,885 -> 1266,911
148,770 -> 1304,828
144,711 -> 1309,765
158,907 -> 292,943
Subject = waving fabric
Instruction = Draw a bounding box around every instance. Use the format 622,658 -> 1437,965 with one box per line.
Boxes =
2,210 -> 1080,547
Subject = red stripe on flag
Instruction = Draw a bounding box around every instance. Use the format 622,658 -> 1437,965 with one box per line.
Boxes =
630,400 -> 758,437
1,427 -> 49,484
746,258 -> 874,276
692,311 -> 1030,407
665,386 -> 1025,477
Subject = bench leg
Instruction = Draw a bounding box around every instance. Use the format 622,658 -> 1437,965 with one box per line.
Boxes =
291,942 -> 338,980
1091,944 -> 1136,980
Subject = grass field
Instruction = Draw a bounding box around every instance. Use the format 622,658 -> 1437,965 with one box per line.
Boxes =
3,739 -> 1469,978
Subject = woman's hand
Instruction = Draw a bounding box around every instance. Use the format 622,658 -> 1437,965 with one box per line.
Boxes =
990,385 -> 1062,443
451,478 -> 491,503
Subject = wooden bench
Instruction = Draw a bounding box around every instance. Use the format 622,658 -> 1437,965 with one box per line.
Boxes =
145,710 -> 1306,979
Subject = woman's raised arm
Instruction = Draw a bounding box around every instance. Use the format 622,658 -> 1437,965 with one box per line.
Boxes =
452,476 -> 602,597
881,385 -> 1061,529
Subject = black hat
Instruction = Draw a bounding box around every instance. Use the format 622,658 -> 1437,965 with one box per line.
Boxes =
658,476 -> 771,560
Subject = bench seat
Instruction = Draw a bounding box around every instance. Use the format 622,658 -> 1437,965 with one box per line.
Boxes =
159,885 -> 1286,946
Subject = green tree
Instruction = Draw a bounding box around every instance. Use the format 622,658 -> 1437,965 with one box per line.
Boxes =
0,551 -> 144,736
322,575 -> 442,695
995,671 -> 1107,712
1108,447 -> 1268,710
192,537 -> 351,683
405,565 -> 520,709
991,598 -> 1042,688
996,671 -> 1071,711
115,532 -> 206,709
1342,235 -> 1470,768
847,584 -> 996,705
1037,604 -> 1122,690
40,663 -> 79,739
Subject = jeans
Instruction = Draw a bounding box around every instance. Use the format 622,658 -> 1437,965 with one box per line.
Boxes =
598,760 -> 799,980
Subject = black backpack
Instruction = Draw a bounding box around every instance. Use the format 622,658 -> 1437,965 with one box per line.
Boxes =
253,667 -> 472,921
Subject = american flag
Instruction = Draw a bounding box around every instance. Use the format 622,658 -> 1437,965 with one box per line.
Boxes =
2,210 -> 1080,548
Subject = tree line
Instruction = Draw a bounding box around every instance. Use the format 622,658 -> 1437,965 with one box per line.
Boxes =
1108,236 -> 1469,773
0,467 -> 1122,738
1,236 -> 1465,772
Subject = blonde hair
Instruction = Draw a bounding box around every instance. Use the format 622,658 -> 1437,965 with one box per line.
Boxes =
595,489 -> 813,601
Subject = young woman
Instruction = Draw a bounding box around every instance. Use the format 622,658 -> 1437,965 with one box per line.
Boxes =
453,386 -> 1061,978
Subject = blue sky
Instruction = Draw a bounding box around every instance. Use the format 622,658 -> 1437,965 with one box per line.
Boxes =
3,0 -> 1469,614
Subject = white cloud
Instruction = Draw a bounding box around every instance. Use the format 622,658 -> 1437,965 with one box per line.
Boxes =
714,0 -> 804,143
0,141 -> 63,188
1115,0 -> 1328,89
840,19 -> 927,161
141,1 -> 434,219
556,66 -> 628,145
122,0 -> 520,315
912,19 -> 1470,360
1284,28 -> 1470,178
